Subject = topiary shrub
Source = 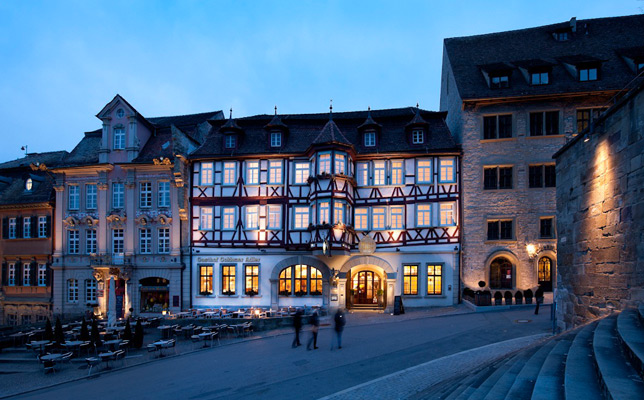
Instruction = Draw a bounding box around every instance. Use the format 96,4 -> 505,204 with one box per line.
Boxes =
504,291 -> 513,305
54,317 -> 65,345
524,289 -> 534,304
494,291 -> 503,305
44,318 -> 53,341
132,320 -> 144,349
80,317 -> 90,341
123,320 -> 133,341
515,291 -> 524,305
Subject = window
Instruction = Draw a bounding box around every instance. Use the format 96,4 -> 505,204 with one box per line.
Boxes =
483,167 -> 513,190
112,229 -> 124,254
417,160 -> 432,184
553,31 -> 568,41
140,228 -> 152,254
112,183 -> 124,209
293,207 -> 310,229
200,207 -> 213,230
200,162 -> 214,185
67,279 -> 79,303
22,264 -> 30,286
440,203 -> 455,226
199,266 -> 213,295
334,201 -> 345,225
412,129 -> 424,144
576,108 -> 606,133
483,115 -> 512,139
364,131 -> 376,147
25,178 -> 33,191
86,279 -> 97,303
37,264 -> 46,287
335,153 -> 346,175
158,181 -> 170,207
8,263 -> 15,285
490,74 -> 509,88
529,165 -> 556,188
391,206 -> 404,229
403,265 -> 418,295
373,161 -> 386,185
113,128 -> 125,150
68,185 -> 79,210
23,217 -> 31,238
540,217 -> 555,239
224,135 -> 236,149
372,207 -> 386,230
38,216 -> 47,238
355,208 -> 369,230
487,220 -> 514,240
245,206 -> 259,229
530,111 -> 559,136
68,230 -> 79,254
416,204 -> 432,227
318,153 -> 331,174
8,218 -> 16,239
391,161 -> 404,185
427,265 -> 442,295
158,228 -> 170,253
310,267 -> 322,295
116,108 -> 125,118
356,162 -> 369,186
294,264 -> 308,295
531,71 -> 549,85
439,158 -> 456,183
270,131 -> 282,147
294,162 -> 310,184
86,184 -> 97,209
7,314 -> 16,326
223,162 -> 237,185
139,182 -> 152,208
246,161 -> 259,185
579,67 -> 598,81
222,265 -> 236,294
268,206 -> 281,229
222,207 -> 236,230
279,267 -> 292,295
86,229 -> 97,254
245,265 -> 259,295
268,160 -> 283,184
318,201 -> 330,224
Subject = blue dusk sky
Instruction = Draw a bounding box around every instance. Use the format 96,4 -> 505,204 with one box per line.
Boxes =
0,0 -> 641,162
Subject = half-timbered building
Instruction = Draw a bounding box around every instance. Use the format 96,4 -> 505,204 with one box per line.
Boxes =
190,107 -> 461,312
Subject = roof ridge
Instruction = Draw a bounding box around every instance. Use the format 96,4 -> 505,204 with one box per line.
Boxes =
148,110 -> 223,121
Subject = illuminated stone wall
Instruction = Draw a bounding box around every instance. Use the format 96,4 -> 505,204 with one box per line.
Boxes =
555,82 -> 644,330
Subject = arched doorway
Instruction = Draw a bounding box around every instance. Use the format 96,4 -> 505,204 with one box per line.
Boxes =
347,267 -> 386,309
538,257 -> 553,292
490,257 -> 513,289
139,277 -> 169,313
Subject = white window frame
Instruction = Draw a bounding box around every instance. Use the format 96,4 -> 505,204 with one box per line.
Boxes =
268,160 -> 283,184
334,153 -> 346,175
354,208 -> 369,230
391,206 -> 404,229
8,263 -> 15,286
417,159 -> 432,184
293,207 -> 310,230
158,181 -> 170,207
364,130 -> 376,147
68,230 -> 79,254
246,161 -> 260,185
294,162 -> 310,185
270,131 -> 282,147
440,203 -> 456,226
68,185 -> 79,210
23,217 -> 31,238
200,207 -> 213,231
356,162 -> 369,186
38,216 -> 47,238
86,229 -> 97,254
200,162 -> 214,186
85,279 -> 97,303
23,264 -> 30,286
112,228 -> 124,255
113,128 -> 125,150
416,204 -> 432,227
439,158 -> 456,183
224,135 -> 236,149
391,160 -> 404,185
37,264 -> 46,287
223,162 -> 237,185
318,201 -> 330,225
112,183 -> 124,209
318,153 -> 331,175
412,129 -> 424,144
67,279 -> 79,303
222,207 -> 236,230
268,206 -> 281,230
245,205 -> 259,229
86,184 -> 97,209
372,207 -> 386,230
139,182 -> 152,208
139,228 -> 152,254
8,218 -> 16,239
373,161 -> 386,186
334,201 -> 346,225
158,228 -> 170,253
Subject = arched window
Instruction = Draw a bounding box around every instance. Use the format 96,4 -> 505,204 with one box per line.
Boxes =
278,265 -> 323,296
490,257 -> 513,289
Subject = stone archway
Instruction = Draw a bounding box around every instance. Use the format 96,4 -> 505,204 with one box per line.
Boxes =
339,256 -> 397,311
534,249 -> 557,292
485,250 -> 520,290
270,256 -> 331,310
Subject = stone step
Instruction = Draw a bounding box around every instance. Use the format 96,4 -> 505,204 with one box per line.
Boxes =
440,365 -> 496,400
564,322 -> 603,400
453,364 -> 499,400
465,355 -> 517,400
617,309 -> 644,381
430,367 -> 484,400
503,339 -> 558,400
482,346 -> 540,400
530,336 -> 572,400
638,305 -> 644,323
593,315 -> 644,400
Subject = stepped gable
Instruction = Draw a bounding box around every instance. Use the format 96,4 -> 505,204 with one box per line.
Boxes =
190,107 -> 457,158
445,14 -> 644,101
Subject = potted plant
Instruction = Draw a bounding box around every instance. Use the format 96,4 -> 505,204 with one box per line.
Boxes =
222,290 -> 234,296
123,319 -> 133,341
295,290 -> 306,297
311,290 -> 322,296
515,291 -> 524,305
494,291 -> 503,306
199,290 -> 213,296
474,281 -> 491,306
54,317 -> 65,346
524,289 -> 534,304
79,317 -> 90,341
279,290 -> 290,296
245,289 -> 258,296
504,291 -> 513,305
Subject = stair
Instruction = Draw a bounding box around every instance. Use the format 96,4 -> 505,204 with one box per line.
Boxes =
482,347 -> 539,400
530,336 -> 572,400
564,322 -> 603,400
617,309 -> 644,381
504,340 -> 557,400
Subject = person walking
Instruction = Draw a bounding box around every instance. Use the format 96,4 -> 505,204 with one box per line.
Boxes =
331,309 -> 346,350
307,311 -> 320,350
292,309 -> 303,348
534,285 -> 544,315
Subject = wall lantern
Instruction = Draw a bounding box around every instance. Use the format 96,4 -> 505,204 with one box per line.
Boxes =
526,244 -> 538,260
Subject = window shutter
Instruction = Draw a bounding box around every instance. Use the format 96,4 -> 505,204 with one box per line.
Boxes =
16,261 -> 23,286
45,263 -> 52,286
30,261 -> 37,286
31,216 -> 38,237
1,262 -> 7,285
16,217 -> 23,238
45,216 -> 52,237
1,217 -> 7,239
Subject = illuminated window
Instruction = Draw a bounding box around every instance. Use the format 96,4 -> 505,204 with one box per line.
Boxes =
416,204 -> 432,227
68,230 -> 79,254
364,131 -> 376,147
279,267 -> 292,295
403,265 -> 418,295
335,153 -> 346,175
417,160 -> 432,183
412,129 -> 424,144
440,203 -> 455,226
223,162 -> 237,185
222,265 -> 236,295
310,267 -> 322,295
439,158 -> 455,182
279,265 -> 322,296
68,185 -> 79,210
294,265 -> 308,295
355,208 -> 369,230
37,264 -> 47,287
200,162 -> 213,185
23,217 -> 31,238
200,207 -> 213,230
113,128 -> 125,150
22,264 -> 30,286
245,205 -> 259,229
245,265 -> 259,295
294,162 -> 310,184
200,266 -> 213,295
318,153 -> 331,174
38,216 -> 47,238
318,201 -> 330,224
356,162 -> 369,186
391,206 -> 404,229
86,184 -> 97,209
538,257 -> 552,283
85,279 -> 97,302
112,183 -> 124,209
427,265 -> 442,295
293,207 -> 309,229
158,181 -> 170,207
373,161 -> 386,185
86,229 -> 97,254
391,160 -> 404,185
139,228 -> 152,254
158,228 -> 170,253
222,207 -> 236,230
268,206 -> 281,229
139,182 -> 152,208
67,279 -> 79,303
372,207 -> 386,230
269,160 -> 283,184
246,161 -> 259,185
334,201 -> 345,225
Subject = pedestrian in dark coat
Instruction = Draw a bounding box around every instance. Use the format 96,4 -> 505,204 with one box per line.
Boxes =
292,309 -> 303,347
534,285 -> 544,315
331,309 -> 346,350
307,311 -> 320,350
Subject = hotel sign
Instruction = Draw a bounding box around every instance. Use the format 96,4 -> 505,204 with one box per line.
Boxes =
196,256 -> 261,263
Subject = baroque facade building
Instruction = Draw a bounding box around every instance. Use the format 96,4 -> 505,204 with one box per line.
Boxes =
50,95 -> 222,319
0,151 -> 67,325
439,14 -> 644,295
189,107 -> 461,312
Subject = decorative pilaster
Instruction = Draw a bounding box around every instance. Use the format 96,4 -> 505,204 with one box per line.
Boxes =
97,181 -> 108,255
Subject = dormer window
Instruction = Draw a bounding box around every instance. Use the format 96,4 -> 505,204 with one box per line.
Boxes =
225,135 -> 236,149
25,178 -> 33,191
364,130 -> 376,147
579,67 -> 598,81
553,31 -> 569,42
412,129 -> 424,144
270,131 -> 282,147
490,74 -> 509,89
531,71 -> 549,85
113,128 -> 125,150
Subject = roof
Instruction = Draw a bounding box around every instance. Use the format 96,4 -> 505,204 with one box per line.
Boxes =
0,151 -> 67,170
191,107 -> 457,158
0,153 -> 63,206
444,14 -> 644,101
57,130 -> 102,168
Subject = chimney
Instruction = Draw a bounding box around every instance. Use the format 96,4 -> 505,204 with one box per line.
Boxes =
570,17 -> 577,32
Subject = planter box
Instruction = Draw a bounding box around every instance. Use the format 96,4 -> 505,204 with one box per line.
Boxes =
525,298 -> 533,304
515,298 -> 523,305
474,292 -> 491,306
494,299 -> 503,306
504,298 -> 513,306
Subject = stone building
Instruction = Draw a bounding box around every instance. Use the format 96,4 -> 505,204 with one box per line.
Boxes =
554,78 -> 644,330
439,14 -> 644,296
0,151 -> 67,325
50,95 -> 222,319
189,107 -> 461,313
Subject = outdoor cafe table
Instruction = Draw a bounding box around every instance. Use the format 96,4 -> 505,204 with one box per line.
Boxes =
197,332 -> 213,347
103,339 -> 122,351
157,325 -> 173,340
150,340 -> 170,356
40,353 -> 63,362
9,332 -> 29,346
30,340 -> 51,353
64,341 -> 84,353
98,352 -> 115,369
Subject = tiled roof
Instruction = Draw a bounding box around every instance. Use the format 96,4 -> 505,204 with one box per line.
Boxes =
444,14 -> 644,101
58,130 -> 102,167
0,151 -> 67,170
0,152 -> 64,206
191,107 -> 457,158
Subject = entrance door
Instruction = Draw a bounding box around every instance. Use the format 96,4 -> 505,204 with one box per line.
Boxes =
352,271 -> 380,305
490,257 -> 513,289
538,257 -> 553,292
